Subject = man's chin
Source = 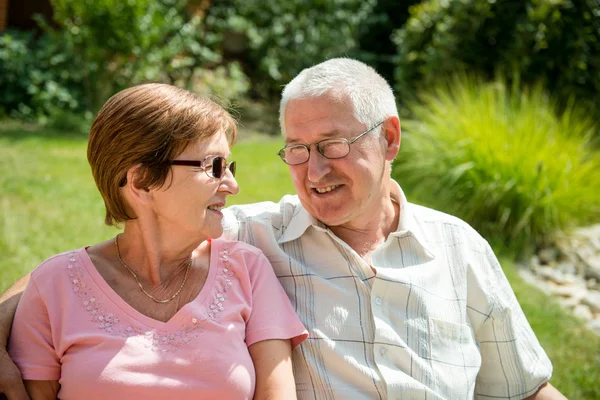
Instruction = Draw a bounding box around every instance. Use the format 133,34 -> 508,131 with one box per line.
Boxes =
313,210 -> 349,227
299,195 -> 351,225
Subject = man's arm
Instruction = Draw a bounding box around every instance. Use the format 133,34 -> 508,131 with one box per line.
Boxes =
0,274 -> 31,400
525,382 -> 567,400
0,275 -> 30,347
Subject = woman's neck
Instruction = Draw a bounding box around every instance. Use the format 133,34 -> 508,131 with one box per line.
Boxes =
117,221 -> 208,285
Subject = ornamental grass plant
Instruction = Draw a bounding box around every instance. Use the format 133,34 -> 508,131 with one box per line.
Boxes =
393,76 -> 600,256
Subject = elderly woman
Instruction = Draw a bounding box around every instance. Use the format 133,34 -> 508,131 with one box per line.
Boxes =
8,84 -> 307,399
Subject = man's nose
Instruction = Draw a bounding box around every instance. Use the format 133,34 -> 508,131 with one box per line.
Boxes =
306,147 -> 332,183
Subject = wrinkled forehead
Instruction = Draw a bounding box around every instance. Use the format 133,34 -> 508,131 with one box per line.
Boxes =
283,94 -> 362,142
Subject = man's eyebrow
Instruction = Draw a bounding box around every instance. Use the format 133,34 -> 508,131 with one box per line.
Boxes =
285,130 -> 342,144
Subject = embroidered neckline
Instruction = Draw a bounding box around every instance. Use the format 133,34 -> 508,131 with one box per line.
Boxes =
66,244 -> 237,353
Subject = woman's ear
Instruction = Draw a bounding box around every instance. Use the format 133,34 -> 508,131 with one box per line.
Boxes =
124,165 -> 152,202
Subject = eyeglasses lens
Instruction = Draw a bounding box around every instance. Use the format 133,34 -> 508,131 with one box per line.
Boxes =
211,157 -> 224,179
210,157 -> 236,179
320,140 -> 349,158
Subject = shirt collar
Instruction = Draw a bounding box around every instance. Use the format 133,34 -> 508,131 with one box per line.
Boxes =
277,202 -> 322,244
389,180 -> 436,259
277,180 -> 435,258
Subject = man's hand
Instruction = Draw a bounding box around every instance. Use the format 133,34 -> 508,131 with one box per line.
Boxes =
0,349 -> 29,400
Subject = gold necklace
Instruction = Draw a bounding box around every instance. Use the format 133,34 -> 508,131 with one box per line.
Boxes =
114,234 -> 192,304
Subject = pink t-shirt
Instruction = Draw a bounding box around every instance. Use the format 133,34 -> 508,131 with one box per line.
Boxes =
9,239 -> 307,399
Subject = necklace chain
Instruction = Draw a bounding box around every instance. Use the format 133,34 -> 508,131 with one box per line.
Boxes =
114,234 -> 192,304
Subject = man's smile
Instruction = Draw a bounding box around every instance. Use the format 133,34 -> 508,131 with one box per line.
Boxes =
313,184 -> 341,194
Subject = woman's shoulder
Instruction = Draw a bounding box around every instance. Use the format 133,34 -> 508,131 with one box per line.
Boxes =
211,239 -> 273,280
30,247 -> 87,281
212,238 -> 264,259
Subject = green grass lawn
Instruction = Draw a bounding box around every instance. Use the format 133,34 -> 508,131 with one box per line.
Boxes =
1,122 -> 598,398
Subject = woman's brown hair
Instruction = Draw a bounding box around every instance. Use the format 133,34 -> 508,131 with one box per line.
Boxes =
87,83 -> 237,226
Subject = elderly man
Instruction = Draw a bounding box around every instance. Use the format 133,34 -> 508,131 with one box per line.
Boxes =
1,58 -> 565,399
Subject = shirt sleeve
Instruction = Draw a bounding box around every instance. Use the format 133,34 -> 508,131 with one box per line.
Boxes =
468,242 -> 552,400
244,251 -> 308,349
8,275 -> 61,381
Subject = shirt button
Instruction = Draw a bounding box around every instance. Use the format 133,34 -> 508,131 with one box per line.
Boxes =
375,297 -> 382,305
379,347 -> 387,356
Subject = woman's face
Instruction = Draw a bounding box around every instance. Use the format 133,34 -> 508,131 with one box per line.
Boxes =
149,130 -> 239,240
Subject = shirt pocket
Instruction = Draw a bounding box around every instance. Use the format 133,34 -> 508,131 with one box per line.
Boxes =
428,318 -> 473,367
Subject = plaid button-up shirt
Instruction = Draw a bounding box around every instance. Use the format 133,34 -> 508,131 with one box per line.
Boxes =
223,181 -> 552,399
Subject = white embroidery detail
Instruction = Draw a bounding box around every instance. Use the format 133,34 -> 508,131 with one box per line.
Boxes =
65,251 -> 206,353
206,248 -> 237,321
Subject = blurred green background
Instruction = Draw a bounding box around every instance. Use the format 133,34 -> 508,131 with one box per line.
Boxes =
1,0 -> 599,397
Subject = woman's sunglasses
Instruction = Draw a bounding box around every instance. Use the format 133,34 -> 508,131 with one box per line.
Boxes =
171,155 -> 236,180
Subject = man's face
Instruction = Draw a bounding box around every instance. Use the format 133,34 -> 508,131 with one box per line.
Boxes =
283,93 -> 393,228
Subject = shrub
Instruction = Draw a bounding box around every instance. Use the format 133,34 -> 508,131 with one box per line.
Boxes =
0,1 -> 248,123
190,62 -> 250,105
393,76 -> 600,256
207,0 -> 376,97
42,0 -> 225,112
43,109 -> 93,134
392,0 -> 600,118
0,29 -> 85,121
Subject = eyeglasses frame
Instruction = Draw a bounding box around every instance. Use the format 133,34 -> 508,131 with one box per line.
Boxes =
277,120 -> 385,165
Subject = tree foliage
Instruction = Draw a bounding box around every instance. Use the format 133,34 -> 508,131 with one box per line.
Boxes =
354,0 -> 421,84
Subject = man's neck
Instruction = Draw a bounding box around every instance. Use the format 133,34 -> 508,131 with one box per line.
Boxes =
329,198 -> 400,261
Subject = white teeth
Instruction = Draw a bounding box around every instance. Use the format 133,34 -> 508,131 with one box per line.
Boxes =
208,205 -> 222,211
315,185 -> 339,194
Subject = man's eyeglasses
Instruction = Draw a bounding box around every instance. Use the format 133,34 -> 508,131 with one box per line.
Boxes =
277,120 -> 384,166
171,155 -> 236,179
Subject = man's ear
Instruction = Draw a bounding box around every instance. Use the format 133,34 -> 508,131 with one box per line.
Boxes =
382,116 -> 401,161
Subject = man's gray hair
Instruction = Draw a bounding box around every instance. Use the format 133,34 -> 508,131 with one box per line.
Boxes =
279,58 -> 399,134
